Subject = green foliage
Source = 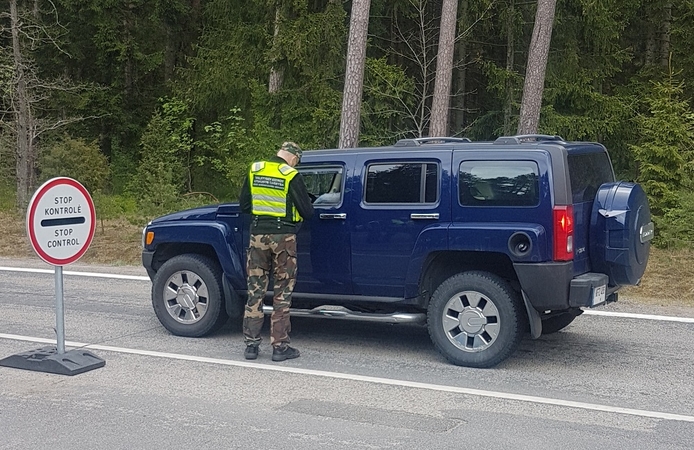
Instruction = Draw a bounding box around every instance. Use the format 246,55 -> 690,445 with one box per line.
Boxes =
0,181 -> 15,212
193,102 -> 321,198
92,192 -> 138,221
361,57 -> 418,145
194,108 -> 259,197
248,78 -> 342,150
39,135 -> 111,193
653,189 -> 694,249
630,74 -> 694,218
129,98 -> 192,214
0,131 -> 14,184
179,0 -> 268,121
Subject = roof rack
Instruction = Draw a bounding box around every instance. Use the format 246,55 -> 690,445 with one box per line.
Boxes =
394,137 -> 472,147
493,134 -> 565,145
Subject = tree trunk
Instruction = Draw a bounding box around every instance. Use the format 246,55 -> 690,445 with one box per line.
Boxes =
660,2 -> 672,68
11,0 -> 37,208
429,0 -> 459,137
269,7 -> 284,94
338,0 -> 371,149
503,0 -> 515,135
452,0 -> 468,135
517,0 -> 556,135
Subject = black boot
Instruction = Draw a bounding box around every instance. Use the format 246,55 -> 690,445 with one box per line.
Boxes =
244,345 -> 259,360
272,345 -> 300,362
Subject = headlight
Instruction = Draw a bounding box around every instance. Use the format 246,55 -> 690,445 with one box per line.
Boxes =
142,222 -> 154,248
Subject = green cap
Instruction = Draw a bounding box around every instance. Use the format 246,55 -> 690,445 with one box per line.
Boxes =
281,141 -> 302,160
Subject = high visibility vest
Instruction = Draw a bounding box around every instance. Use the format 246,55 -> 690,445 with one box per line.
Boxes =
249,161 -> 302,222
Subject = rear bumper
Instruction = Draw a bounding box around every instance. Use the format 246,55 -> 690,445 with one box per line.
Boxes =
514,262 -> 617,311
569,272 -> 617,308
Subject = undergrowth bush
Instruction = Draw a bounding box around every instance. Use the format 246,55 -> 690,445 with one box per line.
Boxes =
39,135 -> 110,193
653,189 -> 694,249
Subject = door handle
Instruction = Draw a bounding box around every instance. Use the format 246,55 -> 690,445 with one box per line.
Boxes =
410,213 -> 439,220
320,213 -> 347,220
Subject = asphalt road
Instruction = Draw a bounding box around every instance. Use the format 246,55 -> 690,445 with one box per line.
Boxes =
0,257 -> 693,449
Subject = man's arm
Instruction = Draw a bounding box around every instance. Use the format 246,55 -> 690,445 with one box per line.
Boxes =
239,176 -> 252,214
289,174 -> 314,220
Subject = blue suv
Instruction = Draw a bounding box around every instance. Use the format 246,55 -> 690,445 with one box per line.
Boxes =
142,135 -> 653,367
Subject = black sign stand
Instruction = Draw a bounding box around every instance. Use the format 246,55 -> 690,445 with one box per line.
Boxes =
0,266 -> 105,375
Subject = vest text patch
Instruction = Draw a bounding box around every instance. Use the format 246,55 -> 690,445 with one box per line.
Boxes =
253,175 -> 285,190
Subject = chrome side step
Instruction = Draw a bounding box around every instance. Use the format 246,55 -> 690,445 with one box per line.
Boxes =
262,305 -> 426,324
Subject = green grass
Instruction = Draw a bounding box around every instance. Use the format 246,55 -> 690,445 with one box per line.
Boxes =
0,181 -> 16,211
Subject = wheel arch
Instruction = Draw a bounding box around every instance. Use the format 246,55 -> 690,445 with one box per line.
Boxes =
418,251 -> 519,309
148,222 -> 246,290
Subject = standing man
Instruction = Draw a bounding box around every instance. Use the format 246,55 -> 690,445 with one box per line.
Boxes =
239,141 -> 314,361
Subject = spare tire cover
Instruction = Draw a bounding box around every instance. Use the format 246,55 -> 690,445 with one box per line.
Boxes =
590,182 -> 653,286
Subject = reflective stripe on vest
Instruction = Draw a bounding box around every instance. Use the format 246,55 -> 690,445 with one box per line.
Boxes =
249,161 -> 301,221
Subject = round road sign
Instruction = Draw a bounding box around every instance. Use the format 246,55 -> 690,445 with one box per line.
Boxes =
26,177 -> 96,266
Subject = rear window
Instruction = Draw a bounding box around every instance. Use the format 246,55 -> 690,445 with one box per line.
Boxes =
459,161 -> 539,207
568,152 -> 615,203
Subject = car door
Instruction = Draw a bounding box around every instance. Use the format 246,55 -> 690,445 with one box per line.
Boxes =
350,152 -> 450,298
294,161 -> 354,295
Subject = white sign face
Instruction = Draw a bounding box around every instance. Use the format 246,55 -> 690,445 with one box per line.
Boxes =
26,177 -> 95,266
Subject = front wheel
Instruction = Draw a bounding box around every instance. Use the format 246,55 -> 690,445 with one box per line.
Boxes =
427,271 -> 525,368
152,254 -> 228,337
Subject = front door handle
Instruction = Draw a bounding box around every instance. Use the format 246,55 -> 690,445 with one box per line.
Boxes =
410,213 -> 439,220
320,213 -> 347,220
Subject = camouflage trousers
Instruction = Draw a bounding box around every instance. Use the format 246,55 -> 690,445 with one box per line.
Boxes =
243,233 -> 297,348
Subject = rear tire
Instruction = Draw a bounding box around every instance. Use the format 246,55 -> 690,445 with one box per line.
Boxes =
152,254 -> 228,337
427,271 -> 525,368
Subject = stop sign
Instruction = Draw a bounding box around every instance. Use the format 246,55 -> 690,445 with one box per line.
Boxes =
26,177 -> 96,266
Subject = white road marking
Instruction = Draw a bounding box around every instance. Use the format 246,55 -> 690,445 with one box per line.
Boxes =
1,266 -> 693,323
582,309 -> 694,323
0,266 -> 150,281
1,332 -> 693,423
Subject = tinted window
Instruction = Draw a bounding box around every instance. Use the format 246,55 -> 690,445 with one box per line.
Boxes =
365,163 -> 438,204
568,152 -> 615,203
459,161 -> 539,207
300,166 -> 343,206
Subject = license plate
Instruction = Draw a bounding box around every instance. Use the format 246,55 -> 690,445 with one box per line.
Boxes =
592,285 -> 607,306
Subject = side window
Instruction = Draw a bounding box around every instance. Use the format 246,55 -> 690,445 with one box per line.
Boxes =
365,162 -> 438,204
299,166 -> 344,207
459,161 -> 539,207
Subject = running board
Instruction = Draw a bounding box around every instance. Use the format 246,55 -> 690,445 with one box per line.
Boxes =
262,305 -> 426,324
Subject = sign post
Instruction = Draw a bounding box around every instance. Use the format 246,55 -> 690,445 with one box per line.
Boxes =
0,177 -> 105,375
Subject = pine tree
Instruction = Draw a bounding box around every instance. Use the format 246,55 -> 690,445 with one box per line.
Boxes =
631,70 -> 694,218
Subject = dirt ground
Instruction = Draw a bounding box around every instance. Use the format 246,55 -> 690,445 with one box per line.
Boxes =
1,210 -> 691,308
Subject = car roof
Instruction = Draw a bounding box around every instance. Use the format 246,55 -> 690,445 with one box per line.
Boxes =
302,135 -> 605,158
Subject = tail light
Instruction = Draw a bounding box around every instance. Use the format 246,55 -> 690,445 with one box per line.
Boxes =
553,205 -> 574,261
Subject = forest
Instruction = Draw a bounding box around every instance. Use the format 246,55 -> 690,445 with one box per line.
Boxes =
2,0 -> 694,248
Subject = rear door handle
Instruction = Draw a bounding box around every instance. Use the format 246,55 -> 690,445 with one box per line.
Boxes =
320,213 -> 347,220
410,213 -> 439,220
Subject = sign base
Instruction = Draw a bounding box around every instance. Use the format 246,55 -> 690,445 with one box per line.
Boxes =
0,346 -> 105,376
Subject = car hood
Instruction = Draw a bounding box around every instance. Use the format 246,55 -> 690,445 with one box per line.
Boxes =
150,205 -> 221,223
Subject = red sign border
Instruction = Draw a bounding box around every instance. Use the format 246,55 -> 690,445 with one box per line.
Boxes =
26,177 -> 96,266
